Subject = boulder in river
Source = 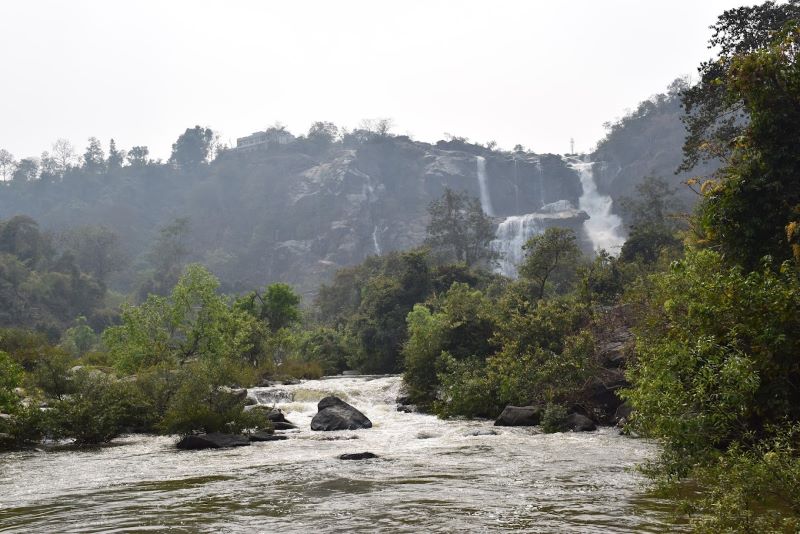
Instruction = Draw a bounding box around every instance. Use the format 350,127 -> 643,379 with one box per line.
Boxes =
566,413 -> 597,432
494,405 -> 543,426
249,432 -> 288,442
176,433 -> 251,450
339,452 -> 378,460
311,396 -> 372,431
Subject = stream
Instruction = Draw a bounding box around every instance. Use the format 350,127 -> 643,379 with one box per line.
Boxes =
0,375 -> 679,533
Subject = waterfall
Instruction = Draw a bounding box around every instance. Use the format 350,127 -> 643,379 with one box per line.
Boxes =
372,225 -> 382,255
476,156 -> 494,216
536,158 -> 545,207
566,157 -> 624,253
491,214 -> 546,278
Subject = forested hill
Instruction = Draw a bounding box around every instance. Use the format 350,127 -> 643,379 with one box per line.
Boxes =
0,130 -> 583,296
0,81 -> 706,296
591,78 -> 718,212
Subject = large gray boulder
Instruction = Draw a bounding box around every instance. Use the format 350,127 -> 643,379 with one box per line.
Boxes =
176,433 -> 251,450
311,396 -> 372,431
494,405 -> 543,426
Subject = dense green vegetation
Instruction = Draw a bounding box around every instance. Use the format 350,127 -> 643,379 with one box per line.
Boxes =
1,2 -> 799,530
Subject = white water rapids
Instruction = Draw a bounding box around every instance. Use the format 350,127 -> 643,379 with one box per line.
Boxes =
0,375 -> 679,532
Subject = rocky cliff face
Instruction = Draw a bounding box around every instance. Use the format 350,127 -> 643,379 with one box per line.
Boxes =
245,137 -> 589,295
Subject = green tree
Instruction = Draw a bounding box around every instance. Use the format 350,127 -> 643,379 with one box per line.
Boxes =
139,217 -> 190,298
425,188 -> 496,267
519,227 -> 581,299
0,149 -> 16,181
680,1 -> 800,171
694,26 -> 800,268
82,137 -> 106,173
169,126 -> 214,169
107,138 -> 125,170
11,158 -> 38,183
105,264 -> 257,374
0,350 -> 23,414
126,146 -> 149,167
61,225 -> 124,284
238,283 -> 301,333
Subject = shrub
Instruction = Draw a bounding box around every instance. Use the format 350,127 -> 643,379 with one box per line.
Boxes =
435,354 -> 499,419
160,361 -> 270,436
541,404 -> 569,433
49,370 -> 152,444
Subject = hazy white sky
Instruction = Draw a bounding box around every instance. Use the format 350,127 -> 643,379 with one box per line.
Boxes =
0,0 -> 748,160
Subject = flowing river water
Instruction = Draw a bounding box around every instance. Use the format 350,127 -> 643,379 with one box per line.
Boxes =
0,375 -> 680,533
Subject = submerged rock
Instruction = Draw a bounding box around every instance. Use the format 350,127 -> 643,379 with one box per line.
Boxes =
339,452 -> 378,460
494,405 -> 543,426
176,433 -> 251,450
466,429 -> 499,436
311,396 -> 372,431
249,432 -> 288,442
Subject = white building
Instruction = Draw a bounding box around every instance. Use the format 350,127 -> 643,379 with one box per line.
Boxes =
236,129 -> 295,151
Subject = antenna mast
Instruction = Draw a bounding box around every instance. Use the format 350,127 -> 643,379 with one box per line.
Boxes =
570,138 -> 575,154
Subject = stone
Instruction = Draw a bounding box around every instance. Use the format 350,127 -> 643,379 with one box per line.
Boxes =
249,432 -> 288,442
176,433 -> 251,450
272,421 -> 297,431
494,405 -> 543,426
311,396 -> 372,431
566,413 -> 597,432
339,452 -> 378,460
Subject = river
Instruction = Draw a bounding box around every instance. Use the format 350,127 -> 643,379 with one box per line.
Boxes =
0,375 -> 679,533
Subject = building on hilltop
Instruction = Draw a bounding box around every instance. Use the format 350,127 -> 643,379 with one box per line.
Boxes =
236,128 -> 295,152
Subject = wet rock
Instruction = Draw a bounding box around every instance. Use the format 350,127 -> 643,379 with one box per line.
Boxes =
396,405 -> 416,413
249,432 -> 288,442
272,421 -> 297,431
339,452 -> 378,460
583,372 -> 627,424
176,433 -> 251,450
244,396 -> 257,406
566,413 -> 597,432
614,402 -> 632,424
416,431 -> 438,439
494,405 -> 543,426
396,395 -> 413,406
311,396 -> 372,431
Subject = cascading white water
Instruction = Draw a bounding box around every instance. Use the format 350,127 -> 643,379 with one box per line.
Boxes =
567,158 -> 624,253
536,158 -> 546,207
475,156 -> 494,216
491,214 -> 545,278
372,225 -> 382,255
